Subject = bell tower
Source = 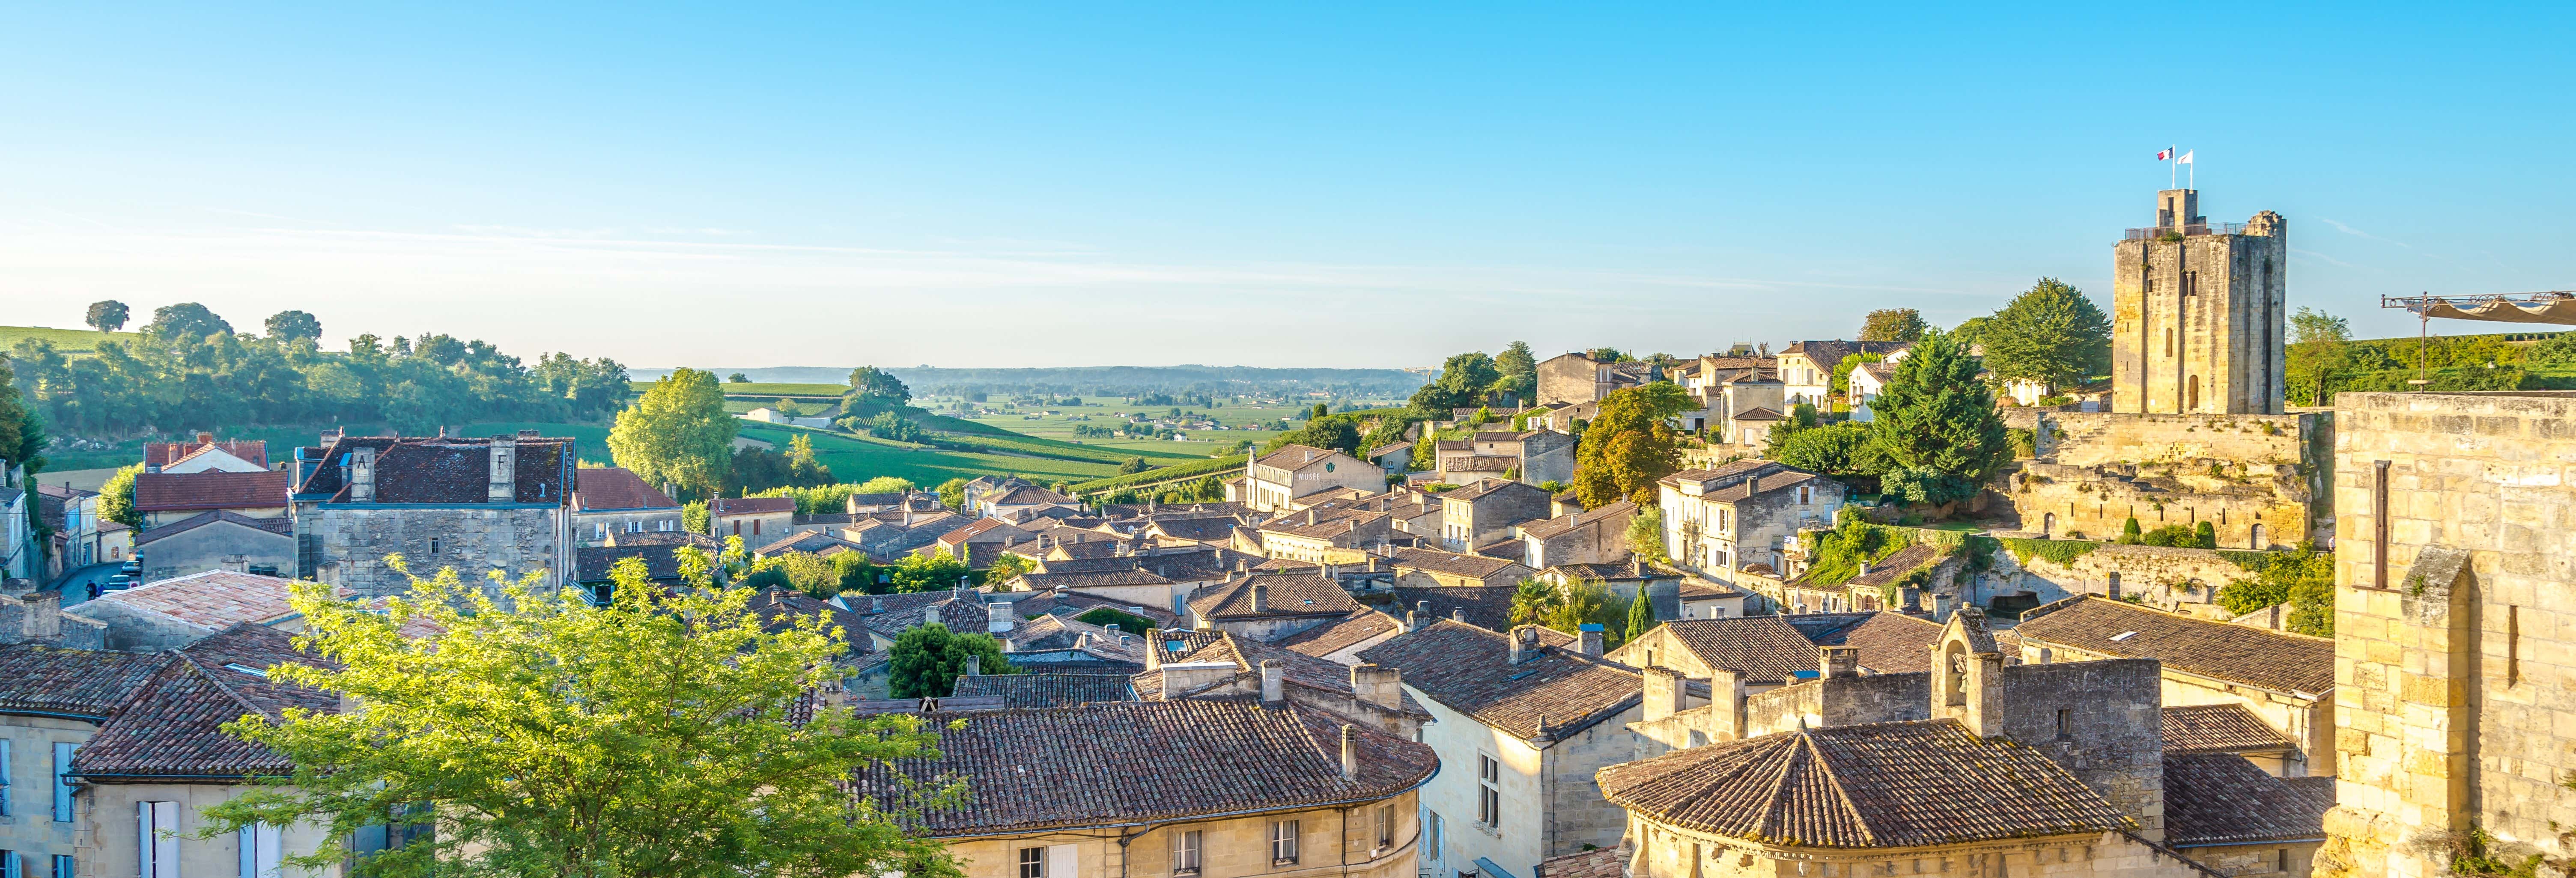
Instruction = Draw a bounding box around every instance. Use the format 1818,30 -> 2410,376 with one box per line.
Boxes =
2110,189 -> 2287,414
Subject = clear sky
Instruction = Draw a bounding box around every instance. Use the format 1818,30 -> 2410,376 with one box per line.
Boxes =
5,3 -> 2570,369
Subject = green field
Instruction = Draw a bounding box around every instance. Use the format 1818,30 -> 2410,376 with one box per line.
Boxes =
950,399 -> 1380,459
632,380 -> 849,398
0,324 -> 139,354
36,421 -> 618,472
734,422 -> 1121,485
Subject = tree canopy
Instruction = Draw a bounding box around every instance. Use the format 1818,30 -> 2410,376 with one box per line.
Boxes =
608,367 -> 738,500
1979,278 -> 2111,390
1409,351 -> 1501,413
264,310 -> 324,342
1859,308 -> 1927,343
84,300 -> 129,333
1571,383 -> 1685,507
888,623 -> 1016,697
143,302 -> 233,340
0,358 -> 43,476
198,557 -> 962,878
1867,329 -> 2007,506
1493,341 -> 1538,401
847,366 -> 912,411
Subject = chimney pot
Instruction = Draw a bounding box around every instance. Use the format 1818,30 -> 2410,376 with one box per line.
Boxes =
964,654 -> 982,676
1452,608 -> 1466,622
1259,659 -> 1285,705
1508,625 -> 1541,665
1340,724 -> 1359,780
196,431 -> 213,444
924,605 -> 944,627
1249,584 -> 1268,613
1576,623 -> 1604,656
1821,646 -> 1859,679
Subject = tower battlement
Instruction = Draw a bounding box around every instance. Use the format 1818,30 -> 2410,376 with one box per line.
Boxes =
2110,188 -> 2287,415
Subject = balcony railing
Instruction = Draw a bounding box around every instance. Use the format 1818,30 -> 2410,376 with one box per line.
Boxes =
2123,222 -> 2247,241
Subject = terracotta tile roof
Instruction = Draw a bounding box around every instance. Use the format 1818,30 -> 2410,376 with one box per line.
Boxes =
949,673 -> 1137,708
1132,632 -> 1419,715
1270,610 -> 1401,658
72,625 -> 337,779
1013,568 -> 1175,590
1387,547 -> 1530,580
756,531 -> 859,556
1656,461 -> 1828,504
2162,754 -> 2334,846
1145,517 -> 1245,542
1535,846 -> 1628,878
1187,574 -> 1357,622
1387,586 -> 1517,631
132,470 -> 291,512
2161,704 -> 2297,755
2016,596 -> 2333,695
1258,506 -> 1389,541
986,485 -> 1076,507
1472,539 -> 1527,562
0,644 -> 173,719
572,467 -> 679,511
1805,612 -> 1944,674
1356,621 -> 1641,740
853,699 -> 1436,836
146,440 -> 268,470
1832,543 -> 1949,589
1444,478 -> 1541,502
1253,444 -> 1348,469
134,509 -> 294,545
91,571 -> 298,629
1002,591 -> 1180,630
1520,500 -> 1637,539
710,496 -> 796,515
1596,719 -> 2132,848
1654,615 -> 1836,685
858,592 -> 991,642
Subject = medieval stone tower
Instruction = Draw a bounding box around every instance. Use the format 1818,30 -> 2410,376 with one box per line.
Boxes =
2110,189 -> 2287,414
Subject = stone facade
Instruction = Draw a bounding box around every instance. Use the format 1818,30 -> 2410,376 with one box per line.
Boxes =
941,793 -> 1423,878
2005,409 -> 2327,550
1440,480 -> 1553,551
1409,688 -> 1643,878
134,517 -> 294,582
2110,189 -> 2287,416
2319,391 -> 2576,878
1982,543 -> 2264,617
312,506 -> 569,595
1536,354 -> 1651,407
1658,463 -> 1844,583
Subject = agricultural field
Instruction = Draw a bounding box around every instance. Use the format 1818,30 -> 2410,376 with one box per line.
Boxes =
734,422 -> 1120,486
945,398 -> 1403,461
0,324 -> 138,355
627,380 -> 849,399
36,421 -> 615,473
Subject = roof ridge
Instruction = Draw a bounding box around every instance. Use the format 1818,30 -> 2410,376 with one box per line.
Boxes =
168,648 -> 274,721
1744,733 -> 1810,842
1798,730 -> 1881,845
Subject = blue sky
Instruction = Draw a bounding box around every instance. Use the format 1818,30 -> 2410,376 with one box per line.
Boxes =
5,3 -> 2570,368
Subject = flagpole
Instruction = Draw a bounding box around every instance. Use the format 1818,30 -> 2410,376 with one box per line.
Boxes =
2169,145 -> 2176,188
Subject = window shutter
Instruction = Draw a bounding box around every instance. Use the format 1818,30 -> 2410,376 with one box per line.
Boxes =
136,802 -> 151,878
1046,844 -> 1077,878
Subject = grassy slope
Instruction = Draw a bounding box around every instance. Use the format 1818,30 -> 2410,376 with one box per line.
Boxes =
734,422 -> 1117,485
633,380 -> 849,398
0,325 -> 137,354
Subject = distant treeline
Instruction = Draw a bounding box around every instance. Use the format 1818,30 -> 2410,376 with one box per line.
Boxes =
6,303 -> 629,438
635,364 -> 1427,400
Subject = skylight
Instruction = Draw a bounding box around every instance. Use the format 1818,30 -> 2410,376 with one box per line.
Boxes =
2108,631 -> 2140,642
224,662 -> 271,677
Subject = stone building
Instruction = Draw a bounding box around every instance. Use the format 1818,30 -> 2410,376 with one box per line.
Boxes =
1775,340 -> 1909,409
1187,574 -> 1359,641
851,698 -> 1434,878
2014,596 -> 2334,778
1357,620 -> 1643,878
1433,431 -> 1577,488
1520,500 -> 1637,569
708,495 -> 795,542
2003,408 -> 2326,550
1238,445 -> 1382,513
1436,479 -> 1552,551
289,432 -> 576,595
1656,461 -> 1843,583
1383,547 -> 1532,589
1536,353 -> 1653,407
2110,188 -> 2287,415
132,511 -> 295,581
2318,391 -> 2576,878
569,466 -> 683,546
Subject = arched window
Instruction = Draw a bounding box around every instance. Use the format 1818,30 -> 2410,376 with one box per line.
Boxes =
2042,512 -> 2057,539
2107,573 -> 2123,599
2249,524 -> 2265,550
1941,642 -> 1969,706
2187,375 -> 2201,410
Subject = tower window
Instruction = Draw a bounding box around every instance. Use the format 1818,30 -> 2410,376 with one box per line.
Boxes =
2164,329 -> 2174,357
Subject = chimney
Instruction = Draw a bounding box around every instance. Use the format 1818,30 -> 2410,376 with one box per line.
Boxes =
1508,625 -> 1540,665
1709,667 -> 1746,740
1351,663 -> 1402,711
1576,623 -> 1604,656
1249,585 -> 1268,613
18,591 -> 60,642
1103,623 -> 1121,638
1899,586 -> 1922,613
486,438 -> 517,503
1856,560 -> 1872,577
964,654 -> 982,676
924,605 -> 944,627
870,595 -> 885,613
1258,659 -> 1285,705
988,601 -> 1014,635
1452,608 -> 1466,623
196,431 -> 214,445
1404,602 -> 1425,632
1642,666 -> 1688,722
349,447 -> 378,503
1340,724 -> 1359,780
1820,646 -> 1859,679
1748,473 -> 1759,494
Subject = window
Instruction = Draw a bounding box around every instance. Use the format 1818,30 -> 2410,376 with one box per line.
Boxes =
1426,811 -> 1444,864
138,801 -> 179,878
48,856 -> 70,878
50,743 -> 74,822
1172,830 -> 1201,875
595,523 -> 608,539
1270,819 -> 1300,864
1020,847 -> 1046,878
752,519 -> 762,536
1375,804 -> 1395,848
1476,754 -> 1502,827
1798,486 -> 1811,504
2055,709 -> 2072,741
427,537 -> 441,555
0,740 -> 11,816
1,851 -> 19,878
241,823 -> 282,878
732,520 -> 742,536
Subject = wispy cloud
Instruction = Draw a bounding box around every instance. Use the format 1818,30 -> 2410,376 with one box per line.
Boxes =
2291,247 -> 2361,269
2317,217 -> 2411,249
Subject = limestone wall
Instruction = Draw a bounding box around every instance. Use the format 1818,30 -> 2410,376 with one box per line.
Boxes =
1983,543 -> 2258,617
2321,391 -> 2576,878
2006,410 -> 2328,549
314,506 -> 566,596
1541,706 -> 1645,860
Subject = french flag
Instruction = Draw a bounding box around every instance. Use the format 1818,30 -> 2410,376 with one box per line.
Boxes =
2156,148 -> 2173,161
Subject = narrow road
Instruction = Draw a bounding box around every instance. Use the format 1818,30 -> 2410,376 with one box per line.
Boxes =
49,562 -> 122,607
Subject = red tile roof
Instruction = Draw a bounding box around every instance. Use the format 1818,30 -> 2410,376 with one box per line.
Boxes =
92,570 -> 299,629
572,467 -> 679,511
131,470 -> 291,512
2017,596 -> 2334,696
295,436 -> 573,505
2162,754 -> 2335,846
72,625 -> 337,779
1357,621 -> 1640,740
0,643 -> 173,719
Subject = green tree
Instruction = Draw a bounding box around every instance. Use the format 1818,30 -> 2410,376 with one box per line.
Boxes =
1626,506 -> 1668,562
1267,416 -> 1361,455
1624,589 -> 1659,643
2194,521 -> 2218,549
847,366 -> 912,410
1859,308 -> 1926,343
1509,577 -> 1558,627
740,551 -> 840,598
2117,516 -> 2143,544
986,552 -> 1037,583
1493,341 -> 1538,401
1409,351 -> 1500,412
98,464 -> 143,528
1543,578 -> 1625,650
1571,384 -> 1685,508
1586,348 -> 1631,363
888,623 -> 1016,697
608,367 -> 738,500
729,373 -> 751,383
0,358 -> 43,476
682,500 -> 708,534
1118,457 -> 1151,475
2214,546 -> 2335,637
1768,422 -> 1879,476
774,398 -> 806,417
197,557 -> 963,878
84,300 -> 129,333
2286,307 -> 2354,406
1868,330 -> 2007,506
1980,279 -> 2112,391
885,553 -> 972,593
264,310 -> 323,342
936,477 -> 969,511
141,302 -> 233,340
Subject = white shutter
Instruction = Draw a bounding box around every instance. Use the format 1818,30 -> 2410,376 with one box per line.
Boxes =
1045,844 -> 1077,878
139,801 -> 152,878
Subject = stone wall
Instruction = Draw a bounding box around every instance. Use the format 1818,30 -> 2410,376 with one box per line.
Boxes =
939,791 -> 1419,878
2006,410 -> 2327,549
137,522 -> 294,582
315,506 -> 566,596
1540,705 -> 1645,861
2320,391 -> 2576,878
2108,205 -> 2287,416
1625,819 -> 2218,878
1983,543 -> 2258,617
1742,672 -> 1929,738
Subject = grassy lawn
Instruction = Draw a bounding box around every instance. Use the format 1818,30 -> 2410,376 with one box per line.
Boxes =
734,422 -> 1119,485
0,324 -> 138,355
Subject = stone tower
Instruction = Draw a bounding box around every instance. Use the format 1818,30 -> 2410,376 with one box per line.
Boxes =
2110,189 -> 2287,414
